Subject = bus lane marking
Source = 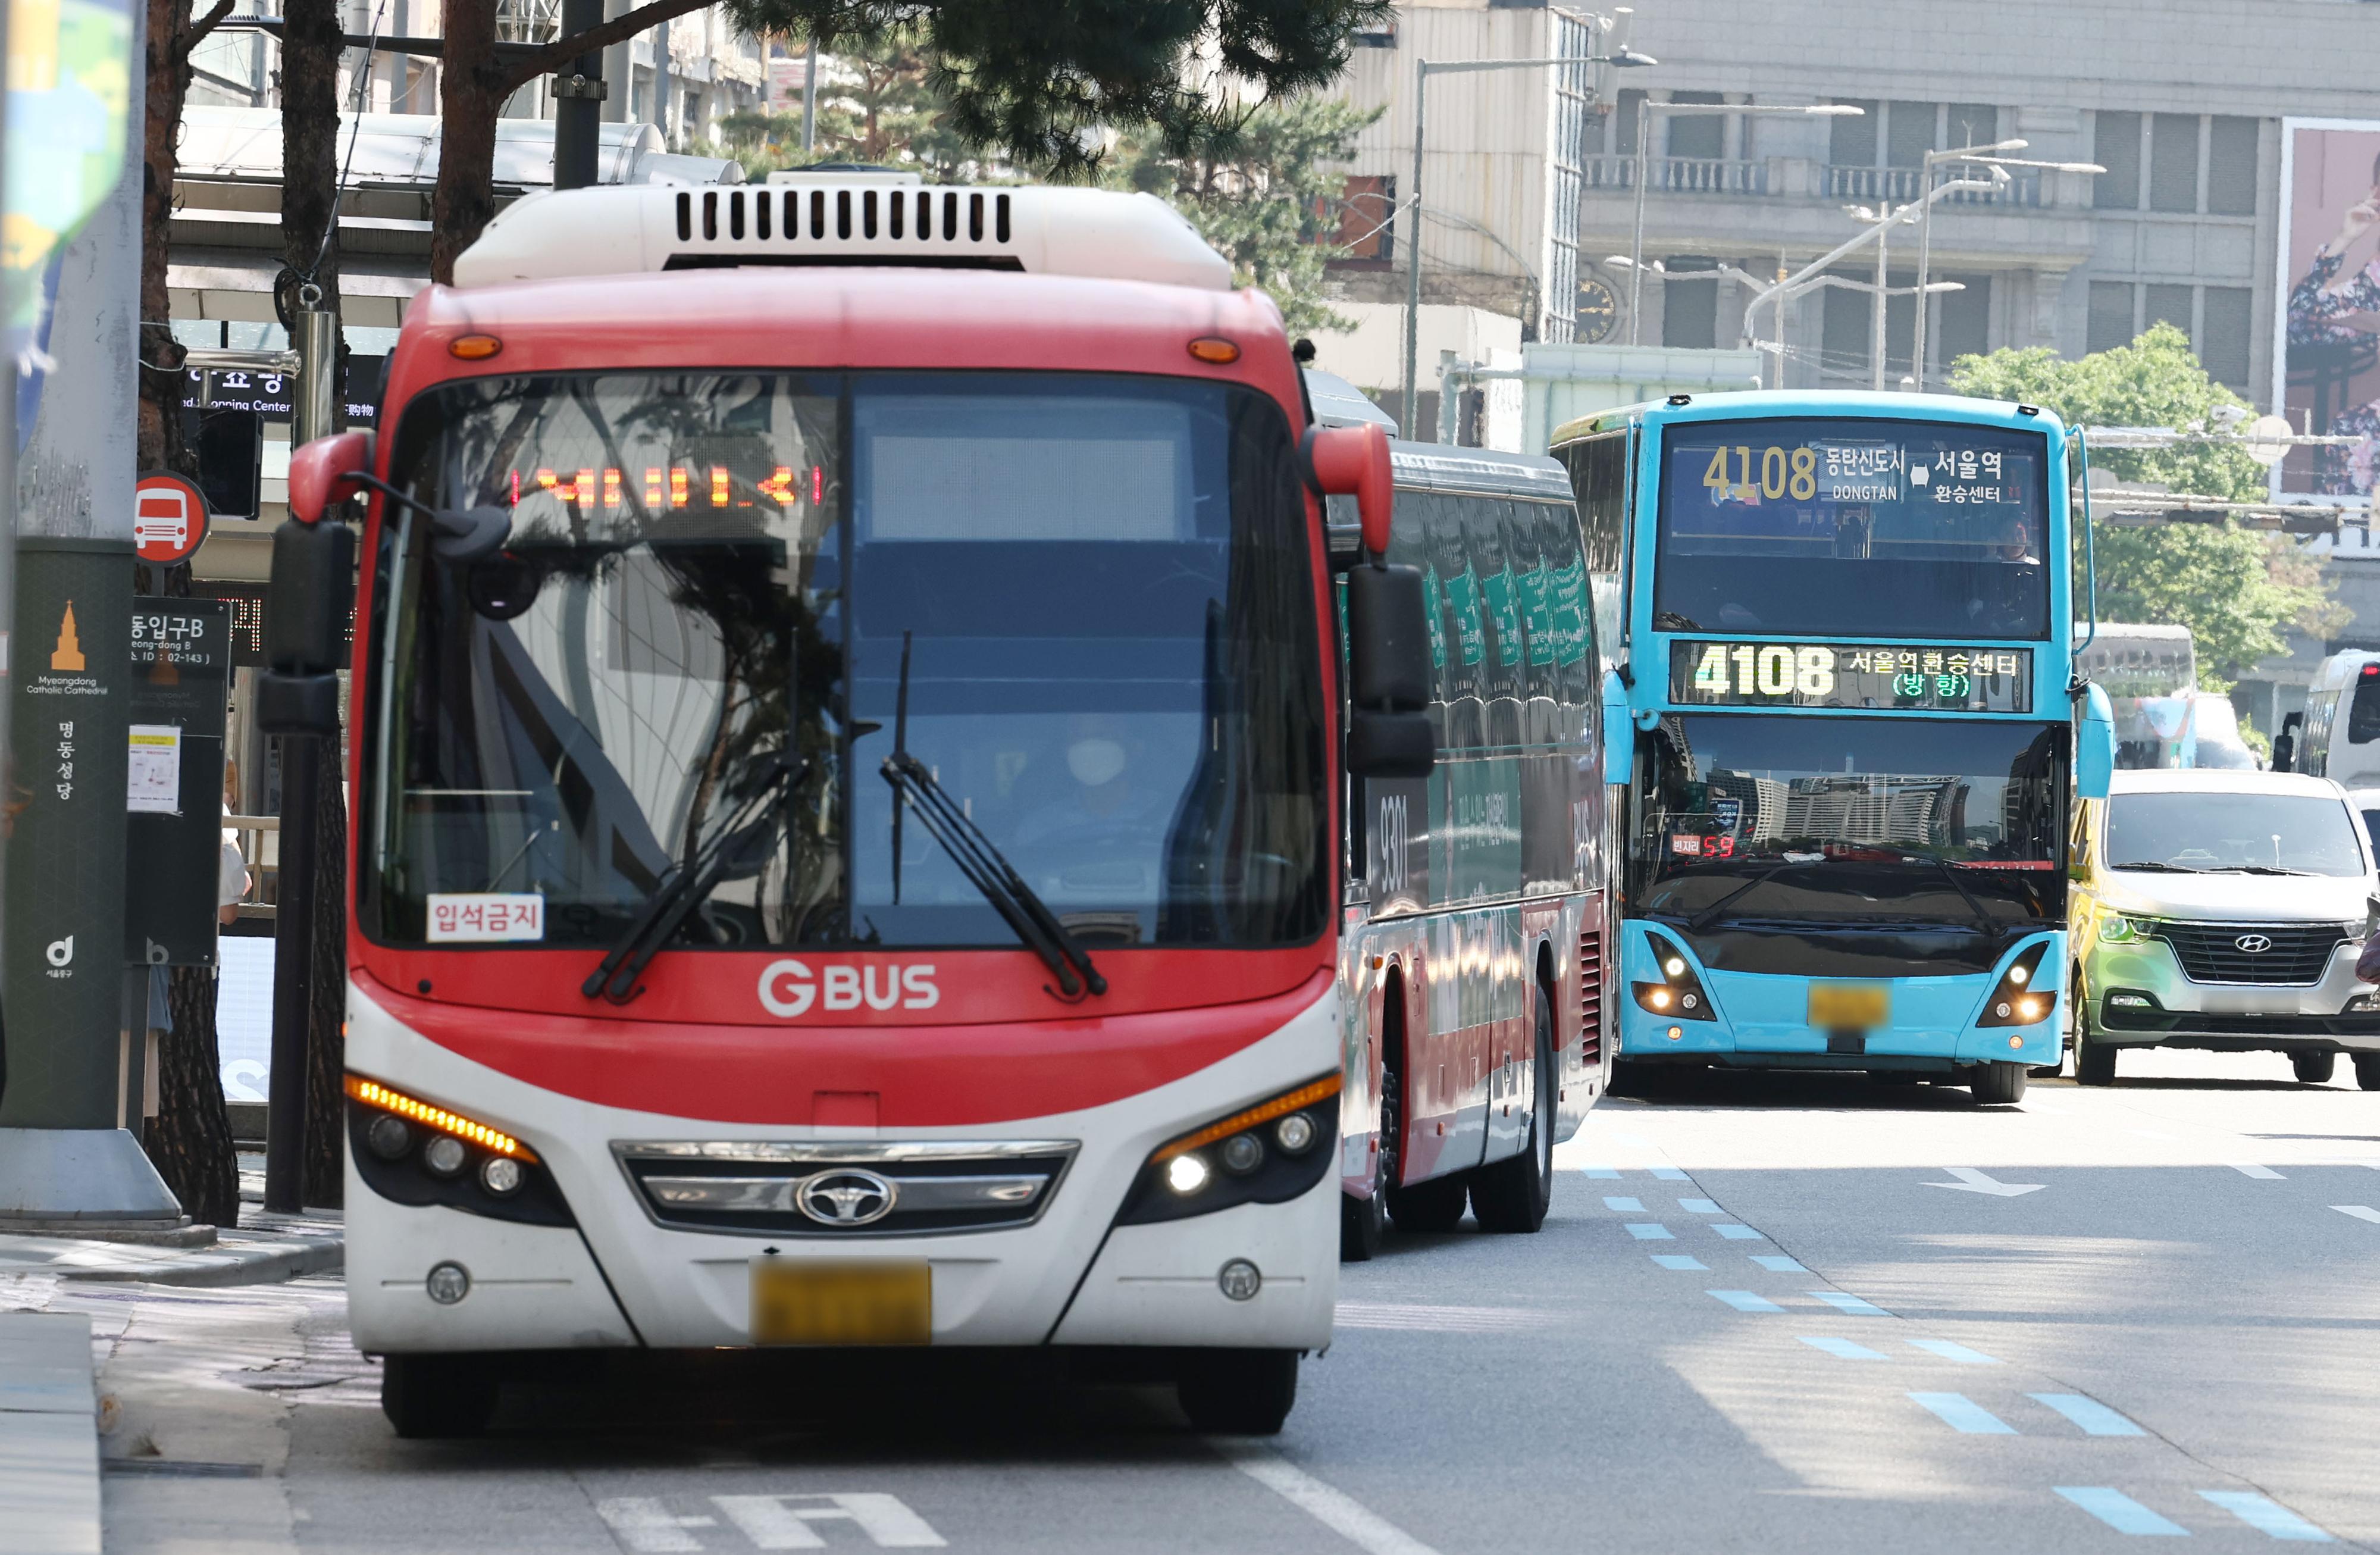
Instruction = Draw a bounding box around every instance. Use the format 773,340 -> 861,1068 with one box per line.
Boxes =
1577,1165 -> 1622,1179
2329,1205 -> 2380,1224
1626,1223 -> 1674,1240
1603,1196 -> 1645,1211
1909,1393 -> 2016,1434
1750,1254 -> 1805,1272
2197,1490 -> 2334,1541
1908,1340 -> 2000,1365
1651,1254 -> 1707,1271
1706,1290 -> 1785,1313
2031,1394 -> 2147,1437
1212,1438 -> 1445,1555
1678,1198 -> 1721,1214
1809,1291 -> 1889,1316
2227,1164 -> 2285,1179
1799,1337 -> 1887,1360
1712,1224 -> 1765,1240
1648,1166 -> 1691,1181
599,1495 -> 947,1551
2055,1487 -> 2189,1537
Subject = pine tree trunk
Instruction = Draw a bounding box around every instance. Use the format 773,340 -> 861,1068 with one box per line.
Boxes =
432,2 -> 505,286
281,1 -> 349,1210
152,967 -> 241,1227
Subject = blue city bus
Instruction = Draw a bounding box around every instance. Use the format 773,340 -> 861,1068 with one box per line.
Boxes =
1550,391 -> 2113,1103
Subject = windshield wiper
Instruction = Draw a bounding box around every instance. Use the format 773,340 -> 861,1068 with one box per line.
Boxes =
2209,865 -> 2315,876
2109,861 -> 2203,873
1688,858 -> 1816,931
881,633 -> 1106,1002
1921,855 -> 2003,945
581,752 -> 807,1005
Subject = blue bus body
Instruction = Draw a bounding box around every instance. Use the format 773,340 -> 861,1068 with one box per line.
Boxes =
1551,391 -> 2081,1097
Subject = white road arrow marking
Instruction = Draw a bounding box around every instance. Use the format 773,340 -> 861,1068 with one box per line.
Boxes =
1924,1167 -> 2046,1197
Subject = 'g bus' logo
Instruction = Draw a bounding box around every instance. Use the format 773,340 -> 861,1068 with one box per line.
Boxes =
759,959 -> 940,1019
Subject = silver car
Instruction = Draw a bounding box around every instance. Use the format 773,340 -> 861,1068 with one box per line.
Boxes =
2071,770 -> 2380,1088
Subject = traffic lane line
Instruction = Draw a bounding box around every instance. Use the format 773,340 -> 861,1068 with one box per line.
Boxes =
1749,1254 -> 1805,1272
1650,1255 -> 1708,1271
2031,1393 -> 2147,1437
1625,1223 -> 1674,1240
1908,1392 -> 2016,1434
1808,1291 -> 1890,1316
1798,1337 -> 1887,1360
2198,1490 -> 2334,1542
1603,1196 -> 1645,1212
1212,1438 -> 1445,1555
2229,1164 -> 2285,1179
2329,1205 -> 2380,1224
1907,1340 -> 2000,1365
1711,1224 -> 1765,1240
2056,1487 -> 2190,1536
1679,1198 -> 1721,1214
1706,1290 -> 1786,1313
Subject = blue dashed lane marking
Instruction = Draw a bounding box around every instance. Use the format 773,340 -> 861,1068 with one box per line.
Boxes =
1626,1223 -> 1674,1240
1908,1339 -> 2000,1365
1649,1166 -> 1690,1181
1910,1392 -> 2016,1434
1750,1254 -> 1806,1272
2198,1491 -> 2332,1541
1809,1291 -> 1888,1316
1579,1164 -> 1621,1178
2056,1488 -> 2188,1537
1679,1197 -> 1721,1213
1799,1337 -> 1887,1360
2032,1393 -> 2147,1437
1706,1290 -> 1785,1313
1713,1224 -> 1765,1240
1650,1254 -> 1707,1271
1604,1196 -> 1645,1212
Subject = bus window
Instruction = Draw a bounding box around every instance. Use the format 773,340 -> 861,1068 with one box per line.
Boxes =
1421,493 -> 1486,748
2348,672 -> 2380,744
1559,431 -> 1630,675
1530,500 -> 1596,711
1384,485 -> 1451,743
1461,495 -> 1527,737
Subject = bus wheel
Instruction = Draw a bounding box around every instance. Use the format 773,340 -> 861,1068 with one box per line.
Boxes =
1471,988 -> 1555,1234
381,1352 -> 500,1439
1177,1350 -> 1298,1435
1969,1062 -> 2028,1105
1385,1169 -> 1469,1233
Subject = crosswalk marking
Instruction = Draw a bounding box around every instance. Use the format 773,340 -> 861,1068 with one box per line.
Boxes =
1909,1392 -> 2015,1434
1809,1291 -> 1888,1316
2198,1490 -> 2333,1541
2056,1488 -> 2188,1537
1908,1339 -> 2000,1365
1626,1223 -> 1674,1240
1799,1336 -> 1886,1360
2031,1393 -> 2147,1437
1650,1254 -> 1707,1271
1706,1290 -> 1784,1313
1750,1254 -> 1805,1272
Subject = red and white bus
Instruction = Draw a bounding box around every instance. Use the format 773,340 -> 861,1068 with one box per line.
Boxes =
275,176 -> 1598,1439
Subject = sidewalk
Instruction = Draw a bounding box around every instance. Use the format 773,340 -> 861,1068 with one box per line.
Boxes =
0,1312 -> 99,1555
0,1211 -> 343,1288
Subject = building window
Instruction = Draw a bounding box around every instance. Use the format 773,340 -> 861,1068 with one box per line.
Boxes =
1936,274 -> 1991,368
1885,101 -> 1937,169
2094,111 -> 2141,210
1329,175 -> 1395,264
2144,283 -> 2194,337
1946,103 -> 1996,154
1665,91 -> 1725,161
1614,88 -> 1645,158
1662,256 -> 1720,350
1830,99 -> 1878,167
2207,117 -> 2258,216
2202,287 -> 2254,389
2088,281 -> 2137,352
2149,112 -> 2200,213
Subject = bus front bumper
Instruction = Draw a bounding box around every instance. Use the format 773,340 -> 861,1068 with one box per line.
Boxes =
343,978 -> 1339,1356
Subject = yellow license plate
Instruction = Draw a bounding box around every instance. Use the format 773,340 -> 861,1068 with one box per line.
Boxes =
749,1259 -> 931,1347
1808,983 -> 1890,1030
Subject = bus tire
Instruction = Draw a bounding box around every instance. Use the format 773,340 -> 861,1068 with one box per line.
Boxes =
1969,1061 -> 2027,1105
381,1352 -> 500,1439
1177,1349 -> 1298,1435
1471,987 -> 1555,1234
1385,1170 -> 1469,1233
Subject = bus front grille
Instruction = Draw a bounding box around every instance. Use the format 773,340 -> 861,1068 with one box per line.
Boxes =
613,1139 -> 1078,1237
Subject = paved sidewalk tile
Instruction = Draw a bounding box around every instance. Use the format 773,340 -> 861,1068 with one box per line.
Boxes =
0,1312 -> 99,1555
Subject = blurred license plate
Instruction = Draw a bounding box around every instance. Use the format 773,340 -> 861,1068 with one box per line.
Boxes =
749,1260 -> 931,1346
1809,983 -> 1889,1030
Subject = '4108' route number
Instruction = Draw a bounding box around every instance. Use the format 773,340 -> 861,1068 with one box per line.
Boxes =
1692,643 -> 1836,697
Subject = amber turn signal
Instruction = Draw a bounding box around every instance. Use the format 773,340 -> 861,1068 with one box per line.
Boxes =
449,334 -> 503,360
1187,336 -> 1240,364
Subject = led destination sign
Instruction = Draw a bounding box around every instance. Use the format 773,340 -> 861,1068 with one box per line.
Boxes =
1668,640 -> 2033,713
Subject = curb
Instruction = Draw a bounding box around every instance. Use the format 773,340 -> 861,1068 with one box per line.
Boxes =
57,1237 -> 343,1288
0,1312 -> 100,1555
0,1219 -> 343,1290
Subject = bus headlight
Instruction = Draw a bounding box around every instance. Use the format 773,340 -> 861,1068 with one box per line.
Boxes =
1977,944 -> 2056,1028
1115,1074 -> 1341,1227
345,1074 -> 576,1229
1633,932 -> 1717,1021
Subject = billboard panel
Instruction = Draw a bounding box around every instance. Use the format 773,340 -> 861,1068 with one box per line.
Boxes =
2275,118 -> 2380,500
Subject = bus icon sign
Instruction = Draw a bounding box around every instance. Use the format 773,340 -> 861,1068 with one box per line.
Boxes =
133,472 -> 210,565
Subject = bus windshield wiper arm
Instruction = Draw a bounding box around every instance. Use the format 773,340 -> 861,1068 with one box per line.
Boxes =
1688,859 -> 1812,931
581,752 -> 807,1005
1922,856 -> 2003,944
882,752 -> 1107,1002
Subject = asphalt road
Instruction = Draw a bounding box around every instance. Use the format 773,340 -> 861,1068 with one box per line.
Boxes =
91,1047 -> 2380,1554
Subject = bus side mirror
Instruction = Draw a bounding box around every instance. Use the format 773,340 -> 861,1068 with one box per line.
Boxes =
2273,710 -> 2303,774
1305,423 -> 1393,556
257,518 -> 355,736
287,431 -> 372,522
1345,562 -> 1434,779
2077,683 -> 2115,800
1601,669 -> 1634,785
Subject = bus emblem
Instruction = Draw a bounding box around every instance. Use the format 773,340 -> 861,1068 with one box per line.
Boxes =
797,1169 -> 897,1225
759,958 -> 941,1018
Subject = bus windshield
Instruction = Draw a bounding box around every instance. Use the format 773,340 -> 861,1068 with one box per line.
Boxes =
1654,417 -> 2050,639
1638,714 -> 2066,927
359,370 -> 1329,953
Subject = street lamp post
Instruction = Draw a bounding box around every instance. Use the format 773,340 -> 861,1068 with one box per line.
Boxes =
1909,143 -> 2103,389
1627,101 -> 1864,345
1402,35 -> 1654,437
1606,256 -> 1960,388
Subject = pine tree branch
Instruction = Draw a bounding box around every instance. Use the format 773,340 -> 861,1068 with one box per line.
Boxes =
173,0 -> 236,65
497,0 -> 717,94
